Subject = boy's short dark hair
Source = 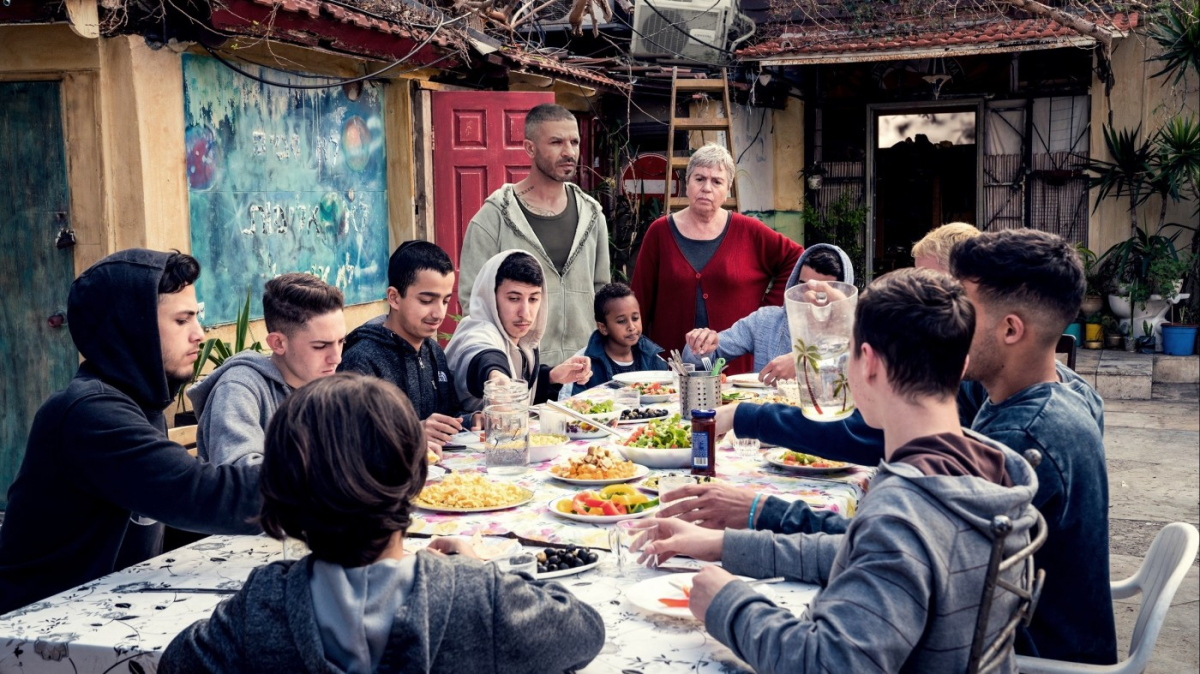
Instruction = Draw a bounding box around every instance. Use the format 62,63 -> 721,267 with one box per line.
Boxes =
594,282 -> 636,323
803,248 -> 845,281
263,273 -> 344,337
854,268 -> 975,401
949,229 -> 1084,344
524,104 -> 576,140
158,252 -> 201,296
387,241 -> 454,297
495,252 -> 544,292
259,373 -> 426,568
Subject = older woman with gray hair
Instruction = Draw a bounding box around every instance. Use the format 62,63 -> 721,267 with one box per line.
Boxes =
631,143 -> 802,374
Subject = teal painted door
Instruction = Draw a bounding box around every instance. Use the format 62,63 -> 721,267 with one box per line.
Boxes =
0,81 -> 77,508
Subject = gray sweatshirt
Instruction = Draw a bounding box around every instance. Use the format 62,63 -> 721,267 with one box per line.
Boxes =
711,433 -> 1039,674
159,551 -> 606,673
187,351 -> 290,466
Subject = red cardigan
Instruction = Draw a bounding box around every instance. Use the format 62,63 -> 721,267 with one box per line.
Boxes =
631,213 -> 803,375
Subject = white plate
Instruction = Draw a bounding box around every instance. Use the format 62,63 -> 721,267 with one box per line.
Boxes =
414,486 -> 536,513
613,371 -> 675,385
617,408 -> 671,425
639,393 -> 672,404
639,473 -> 723,494
763,449 -> 852,475
727,373 -> 769,388
627,573 -> 764,619
547,497 -> 658,523
538,558 -> 601,580
548,463 -> 650,486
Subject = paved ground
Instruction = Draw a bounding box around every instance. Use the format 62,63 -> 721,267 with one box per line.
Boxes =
1106,397 -> 1199,673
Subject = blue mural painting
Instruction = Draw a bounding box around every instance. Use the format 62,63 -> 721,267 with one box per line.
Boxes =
182,53 -> 389,325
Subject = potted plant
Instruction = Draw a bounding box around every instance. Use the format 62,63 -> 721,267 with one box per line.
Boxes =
1136,320 -> 1157,354
1162,306 -> 1198,356
175,287 -> 264,426
1076,245 -> 1105,315
1083,312 -> 1104,348
1102,315 -> 1124,349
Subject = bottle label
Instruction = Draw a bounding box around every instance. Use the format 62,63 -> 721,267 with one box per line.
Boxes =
691,432 -> 710,469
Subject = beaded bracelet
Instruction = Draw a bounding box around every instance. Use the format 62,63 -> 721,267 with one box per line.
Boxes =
748,493 -> 763,530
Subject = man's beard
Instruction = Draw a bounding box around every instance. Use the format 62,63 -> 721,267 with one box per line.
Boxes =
534,153 -> 575,183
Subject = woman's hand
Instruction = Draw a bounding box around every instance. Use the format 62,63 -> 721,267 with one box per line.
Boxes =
685,328 -> 720,357
550,356 -> 592,386
758,354 -> 795,386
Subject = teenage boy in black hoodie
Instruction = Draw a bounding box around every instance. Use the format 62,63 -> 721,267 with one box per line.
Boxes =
339,241 -> 476,457
0,250 -> 263,614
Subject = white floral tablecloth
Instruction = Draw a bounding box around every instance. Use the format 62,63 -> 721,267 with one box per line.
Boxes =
0,387 -> 872,673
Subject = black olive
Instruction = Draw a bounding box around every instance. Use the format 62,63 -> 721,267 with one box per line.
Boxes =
585,552 -> 599,564
537,564 -> 548,574
546,563 -> 559,572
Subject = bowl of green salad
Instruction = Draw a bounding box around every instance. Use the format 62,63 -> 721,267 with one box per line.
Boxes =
615,414 -> 693,468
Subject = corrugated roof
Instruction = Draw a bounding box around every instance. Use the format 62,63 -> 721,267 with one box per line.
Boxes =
737,12 -> 1137,63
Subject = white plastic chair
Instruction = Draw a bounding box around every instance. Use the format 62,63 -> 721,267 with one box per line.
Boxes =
1016,522 -> 1199,674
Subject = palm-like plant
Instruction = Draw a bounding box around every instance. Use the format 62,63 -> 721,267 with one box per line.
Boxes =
832,372 -> 850,413
177,287 -> 264,409
1148,0 -> 1200,86
793,338 -> 823,415
1085,124 -> 1155,236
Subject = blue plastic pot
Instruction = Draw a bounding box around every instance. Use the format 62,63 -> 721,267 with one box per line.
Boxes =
1161,324 -> 1198,356
1063,323 -> 1083,343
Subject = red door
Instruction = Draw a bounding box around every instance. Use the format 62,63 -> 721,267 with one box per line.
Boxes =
431,91 -> 555,338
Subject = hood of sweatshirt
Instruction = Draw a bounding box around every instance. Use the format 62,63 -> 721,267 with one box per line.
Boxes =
786,243 -> 855,290
445,250 -> 548,401
186,350 -> 290,417
67,249 -> 177,410
880,429 -> 1039,542
308,556 -> 417,674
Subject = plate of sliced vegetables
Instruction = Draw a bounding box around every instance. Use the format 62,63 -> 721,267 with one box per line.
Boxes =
549,485 -> 660,523
626,573 -> 763,619
764,449 -> 852,474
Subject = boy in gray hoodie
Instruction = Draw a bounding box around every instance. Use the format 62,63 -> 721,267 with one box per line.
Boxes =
160,373 -> 605,674
188,273 -> 345,465
640,268 -> 1039,674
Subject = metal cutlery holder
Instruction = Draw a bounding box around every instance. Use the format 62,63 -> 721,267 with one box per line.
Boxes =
679,373 -> 721,420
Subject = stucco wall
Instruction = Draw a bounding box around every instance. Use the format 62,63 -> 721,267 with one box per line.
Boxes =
0,26 -> 439,368
1088,33 -> 1199,258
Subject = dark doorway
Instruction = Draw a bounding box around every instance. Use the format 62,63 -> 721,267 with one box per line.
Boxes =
872,108 -> 977,275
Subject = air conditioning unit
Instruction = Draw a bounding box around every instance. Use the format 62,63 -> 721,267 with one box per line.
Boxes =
630,0 -> 742,62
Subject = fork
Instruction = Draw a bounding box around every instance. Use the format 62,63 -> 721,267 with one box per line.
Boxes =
701,356 -> 713,373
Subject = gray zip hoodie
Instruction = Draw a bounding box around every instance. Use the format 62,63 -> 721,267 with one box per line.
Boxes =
187,351 -> 290,466
711,431 -> 1039,674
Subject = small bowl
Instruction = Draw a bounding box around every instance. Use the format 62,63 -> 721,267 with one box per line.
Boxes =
615,443 -> 692,469
528,433 -> 569,462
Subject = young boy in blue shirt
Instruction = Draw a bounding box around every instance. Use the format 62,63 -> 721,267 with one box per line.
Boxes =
575,282 -> 668,392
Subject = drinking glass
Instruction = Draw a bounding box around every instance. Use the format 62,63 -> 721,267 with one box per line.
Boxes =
493,552 -> 538,576
785,280 -> 859,422
777,379 -> 800,404
608,519 -> 658,571
612,388 -> 640,412
657,474 -> 696,501
483,404 -> 529,477
484,379 -> 529,407
732,437 -> 761,459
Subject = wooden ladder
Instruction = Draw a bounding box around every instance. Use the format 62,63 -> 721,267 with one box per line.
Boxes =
665,67 -> 739,212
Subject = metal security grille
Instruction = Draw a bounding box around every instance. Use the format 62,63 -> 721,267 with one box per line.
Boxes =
983,96 -> 1090,244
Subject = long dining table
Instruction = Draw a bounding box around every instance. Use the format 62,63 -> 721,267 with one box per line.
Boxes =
0,386 -> 875,674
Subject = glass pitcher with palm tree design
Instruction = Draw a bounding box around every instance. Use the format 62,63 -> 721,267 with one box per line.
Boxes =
785,281 -> 859,422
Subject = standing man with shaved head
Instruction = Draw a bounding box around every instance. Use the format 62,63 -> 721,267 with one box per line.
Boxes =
458,103 -> 609,369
